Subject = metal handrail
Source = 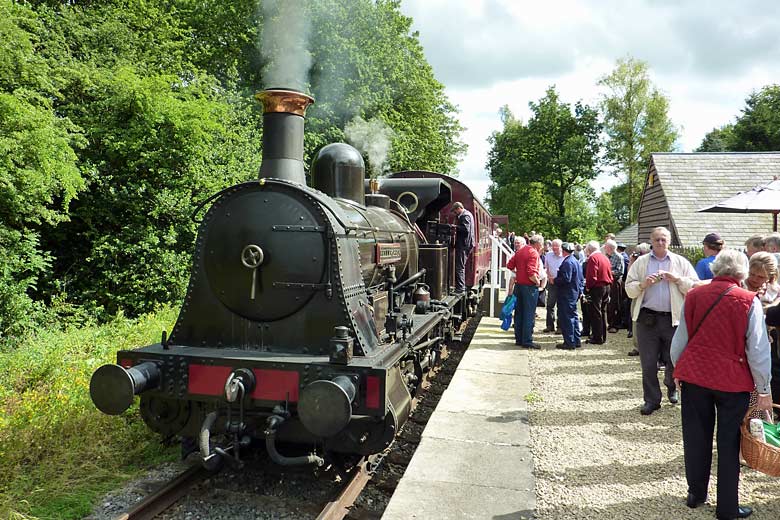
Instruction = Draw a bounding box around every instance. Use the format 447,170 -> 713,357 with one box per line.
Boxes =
488,235 -> 515,317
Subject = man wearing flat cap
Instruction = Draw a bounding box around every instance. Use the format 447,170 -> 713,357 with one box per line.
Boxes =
451,201 -> 474,294
695,232 -> 724,281
555,242 -> 584,349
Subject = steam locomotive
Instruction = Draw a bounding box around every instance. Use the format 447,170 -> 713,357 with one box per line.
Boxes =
89,89 -> 494,468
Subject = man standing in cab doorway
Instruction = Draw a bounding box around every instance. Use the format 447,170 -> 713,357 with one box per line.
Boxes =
451,201 -> 474,294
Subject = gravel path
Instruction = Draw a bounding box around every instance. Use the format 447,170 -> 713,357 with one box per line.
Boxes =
526,316 -> 780,520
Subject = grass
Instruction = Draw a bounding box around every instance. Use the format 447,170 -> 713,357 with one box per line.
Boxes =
523,391 -> 543,404
0,306 -> 180,519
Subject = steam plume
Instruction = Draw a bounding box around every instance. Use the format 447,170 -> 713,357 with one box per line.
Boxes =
260,0 -> 312,91
345,116 -> 395,178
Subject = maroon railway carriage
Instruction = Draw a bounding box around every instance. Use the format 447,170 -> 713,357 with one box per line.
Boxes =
388,171 -> 492,292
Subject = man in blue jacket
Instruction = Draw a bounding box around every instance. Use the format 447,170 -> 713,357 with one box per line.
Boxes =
555,242 -> 584,350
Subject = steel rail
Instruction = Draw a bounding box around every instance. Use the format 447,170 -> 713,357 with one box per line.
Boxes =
115,464 -> 209,520
316,460 -> 372,520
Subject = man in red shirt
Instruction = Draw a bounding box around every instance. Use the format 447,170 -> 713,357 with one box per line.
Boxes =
507,234 -> 544,349
584,240 -> 613,345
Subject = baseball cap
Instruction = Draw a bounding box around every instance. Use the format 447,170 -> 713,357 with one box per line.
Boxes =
703,232 -> 723,244
561,242 -> 574,252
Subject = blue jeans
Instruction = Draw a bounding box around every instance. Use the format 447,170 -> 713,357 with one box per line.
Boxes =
513,284 -> 538,345
559,296 -> 581,346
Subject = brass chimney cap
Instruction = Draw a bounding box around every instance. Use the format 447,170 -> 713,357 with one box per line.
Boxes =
255,89 -> 314,116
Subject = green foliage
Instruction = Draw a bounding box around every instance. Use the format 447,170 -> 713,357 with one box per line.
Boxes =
669,246 -> 705,267
486,88 -> 601,239
304,0 -> 466,174
0,0 -> 87,336
170,0 -> 260,86
523,391 -> 543,403
0,306 -> 179,519
731,85 -> 780,151
599,57 -> 679,221
174,0 -> 466,173
594,183 -> 631,236
696,124 -> 735,152
699,85 -> 780,152
0,0 -> 463,326
44,68 -> 261,317
487,177 -> 553,236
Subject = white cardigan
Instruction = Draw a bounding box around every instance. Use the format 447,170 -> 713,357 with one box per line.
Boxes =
625,251 -> 698,327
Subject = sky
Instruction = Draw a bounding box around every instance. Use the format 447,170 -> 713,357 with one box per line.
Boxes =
398,0 -> 780,202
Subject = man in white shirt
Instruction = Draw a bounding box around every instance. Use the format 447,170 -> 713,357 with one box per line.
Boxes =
543,239 -> 565,333
625,227 -> 698,415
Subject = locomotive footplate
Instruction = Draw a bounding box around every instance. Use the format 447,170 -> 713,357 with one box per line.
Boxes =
92,343 -> 415,455
110,344 -> 391,419
91,303 -> 454,455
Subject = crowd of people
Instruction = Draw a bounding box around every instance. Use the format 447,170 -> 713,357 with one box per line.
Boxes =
502,230 -> 639,351
501,226 -> 780,520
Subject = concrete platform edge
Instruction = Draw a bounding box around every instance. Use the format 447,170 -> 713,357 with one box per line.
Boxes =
382,316 -> 536,519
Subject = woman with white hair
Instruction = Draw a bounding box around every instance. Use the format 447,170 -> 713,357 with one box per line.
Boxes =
671,249 -> 772,520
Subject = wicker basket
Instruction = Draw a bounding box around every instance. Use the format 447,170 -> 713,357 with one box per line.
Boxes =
740,404 -> 780,477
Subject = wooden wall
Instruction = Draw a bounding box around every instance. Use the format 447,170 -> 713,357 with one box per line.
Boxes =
637,163 -> 676,244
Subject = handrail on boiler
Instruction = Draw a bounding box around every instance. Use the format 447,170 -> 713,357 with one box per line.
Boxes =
488,235 -> 516,318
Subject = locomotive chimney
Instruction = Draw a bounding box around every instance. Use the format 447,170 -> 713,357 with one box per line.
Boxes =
255,89 -> 315,185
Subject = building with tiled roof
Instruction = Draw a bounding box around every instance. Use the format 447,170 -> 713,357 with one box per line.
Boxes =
614,223 -> 639,246
637,153 -> 779,247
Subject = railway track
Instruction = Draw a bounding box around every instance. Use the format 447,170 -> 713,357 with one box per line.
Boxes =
115,464 -> 210,520
113,457 -> 372,520
315,460 -> 372,520
105,315 -> 478,520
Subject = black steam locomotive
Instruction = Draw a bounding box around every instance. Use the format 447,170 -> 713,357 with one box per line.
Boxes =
89,89 -> 488,468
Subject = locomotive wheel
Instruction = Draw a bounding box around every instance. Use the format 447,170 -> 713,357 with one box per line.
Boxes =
139,396 -> 192,437
430,347 -> 441,368
326,452 -> 363,476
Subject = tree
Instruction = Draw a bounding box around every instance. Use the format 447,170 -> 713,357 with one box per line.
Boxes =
175,0 -> 466,174
696,124 -> 735,152
0,0 -> 85,336
729,85 -> 780,151
0,0 -> 264,319
2,0 -> 465,326
303,0 -> 466,174
599,57 -> 678,221
42,69 -> 262,317
594,184 -> 628,237
696,85 -> 780,152
486,88 -> 602,239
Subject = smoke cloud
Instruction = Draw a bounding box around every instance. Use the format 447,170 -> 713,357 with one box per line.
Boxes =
260,0 -> 312,91
345,116 -> 395,178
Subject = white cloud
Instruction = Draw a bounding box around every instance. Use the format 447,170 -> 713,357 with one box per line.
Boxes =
399,0 -> 780,202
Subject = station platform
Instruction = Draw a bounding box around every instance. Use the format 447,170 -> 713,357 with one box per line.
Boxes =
382,316 -> 535,520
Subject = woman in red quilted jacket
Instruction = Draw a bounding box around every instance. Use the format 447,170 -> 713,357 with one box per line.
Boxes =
671,249 -> 772,520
